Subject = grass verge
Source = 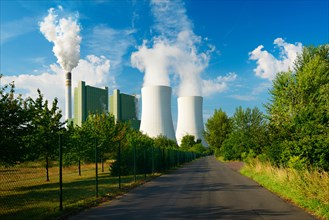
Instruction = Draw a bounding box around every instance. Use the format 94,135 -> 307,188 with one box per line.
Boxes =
0,162 -> 160,220
240,159 -> 329,220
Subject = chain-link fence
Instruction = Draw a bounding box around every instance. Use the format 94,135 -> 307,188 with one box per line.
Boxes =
0,135 -> 199,220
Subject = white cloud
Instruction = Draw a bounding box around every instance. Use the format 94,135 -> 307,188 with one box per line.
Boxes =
202,72 -> 237,96
228,81 -> 271,102
249,38 -> 303,80
150,0 -> 192,42
72,55 -> 112,88
230,95 -> 256,101
0,17 -> 37,45
2,55 -> 112,119
251,81 -> 272,95
88,25 -> 135,76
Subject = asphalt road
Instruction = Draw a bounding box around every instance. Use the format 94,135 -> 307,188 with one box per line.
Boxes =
70,156 -> 316,220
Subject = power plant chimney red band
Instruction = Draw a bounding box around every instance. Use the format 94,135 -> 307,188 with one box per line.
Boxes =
66,72 -> 71,86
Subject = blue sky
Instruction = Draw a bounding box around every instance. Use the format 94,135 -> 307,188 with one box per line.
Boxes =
1,0 -> 328,126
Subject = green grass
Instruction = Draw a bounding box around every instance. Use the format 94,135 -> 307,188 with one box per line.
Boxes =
0,162 -> 158,219
240,159 -> 329,220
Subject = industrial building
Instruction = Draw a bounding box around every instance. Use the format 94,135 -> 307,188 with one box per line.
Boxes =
73,81 -> 140,129
109,89 -> 140,130
73,81 -> 206,145
139,85 -> 176,141
73,81 -> 109,126
139,85 -> 206,145
176,96 -> 206,146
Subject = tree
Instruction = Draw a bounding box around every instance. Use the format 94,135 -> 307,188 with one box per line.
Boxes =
111,129 -> 154,176
83,113 -> 128,153
0,77 -> 31,165
204,109 -> 231,153
190,143 -> 207,155
266,45 -> 329,169
81,113 -> 128,173
25,89 -> 64,181
62,124 -> 91,175
153,135 -> 178,149
221,106 -> 267,160
180,135 -> 196,151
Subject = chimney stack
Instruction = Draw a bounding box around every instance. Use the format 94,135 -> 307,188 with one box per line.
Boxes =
65,72 -> 72,120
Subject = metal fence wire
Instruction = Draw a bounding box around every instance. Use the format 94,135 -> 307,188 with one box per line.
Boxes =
0,134 -> 199,220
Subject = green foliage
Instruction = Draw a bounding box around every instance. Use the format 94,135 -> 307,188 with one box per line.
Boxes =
180,134 -> 197,151
266,44 -> 329,170
208,44 -> 329,171
241,160 -> 329,219
190,143 -> 207,155
179,134 -> 210,155
111,129 -> 154,176
153,135 -> 178,149
62,123 -> 92,168
204,108 -> 231,151
83,113 -> 128,161
110,131 -> 197,176
0,78 -> 65,178
220,106 -> 268,161
24,89 -> 65,181
0,76 -> 31,165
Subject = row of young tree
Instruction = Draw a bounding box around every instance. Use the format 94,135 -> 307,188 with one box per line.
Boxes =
0,77 -> 208,180
205,45 -> 329,171
0,80 -> 64,168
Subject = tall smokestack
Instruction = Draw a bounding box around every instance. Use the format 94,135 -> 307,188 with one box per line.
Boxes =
176,96 -> 206,146
140,86 -> 176,141
65,72 -> 72,120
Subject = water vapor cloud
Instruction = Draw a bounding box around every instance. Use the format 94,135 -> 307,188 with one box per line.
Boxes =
39,6 -> 81,72
131,0 -> 221,97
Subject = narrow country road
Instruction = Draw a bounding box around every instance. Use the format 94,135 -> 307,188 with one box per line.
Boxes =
70,156 -> 316,220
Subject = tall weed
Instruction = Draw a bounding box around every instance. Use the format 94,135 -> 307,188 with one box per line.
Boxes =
241,159 -> 329,219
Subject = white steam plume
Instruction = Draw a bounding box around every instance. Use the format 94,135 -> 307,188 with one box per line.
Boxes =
131,0 -> 216,97
39,6 -> 81,72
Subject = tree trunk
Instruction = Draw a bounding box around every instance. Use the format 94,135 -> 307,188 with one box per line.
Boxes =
101,158 -> 104,172
46,156 -> 50,182
78,160 -> 81,176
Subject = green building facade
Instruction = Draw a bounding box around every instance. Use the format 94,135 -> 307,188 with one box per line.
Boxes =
74,81 -> 109,126
109,89 -> 140,130
74,81 -> 140,129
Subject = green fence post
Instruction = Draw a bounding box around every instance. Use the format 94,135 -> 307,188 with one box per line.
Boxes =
118,142 -> 121,189
59,134 -> 63,211
134,144 -> 136,182
144,147 -> 146,179
95,139 -> 98,198
163,148 -> 166,171
151,146 -> 154,174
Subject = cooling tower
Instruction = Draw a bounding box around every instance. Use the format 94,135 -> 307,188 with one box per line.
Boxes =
140,86 -> 176,141
65,72 -> 72,120
176,96 -> 206,146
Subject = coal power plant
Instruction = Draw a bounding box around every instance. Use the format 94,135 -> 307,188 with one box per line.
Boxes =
139,85 -> 176,141
176,96 -> 205,146
139,86 -> 206,146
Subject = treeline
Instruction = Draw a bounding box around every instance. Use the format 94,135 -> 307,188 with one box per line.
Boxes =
205,45 -> 329,171
0,78 -> 207,180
